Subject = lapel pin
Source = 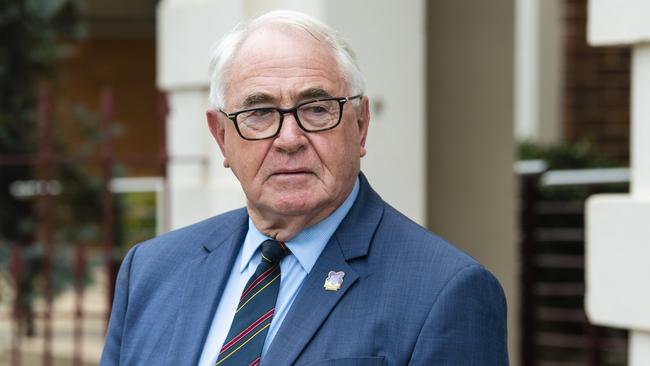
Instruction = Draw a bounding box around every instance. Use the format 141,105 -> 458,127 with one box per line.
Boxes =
324,271 -> 345,291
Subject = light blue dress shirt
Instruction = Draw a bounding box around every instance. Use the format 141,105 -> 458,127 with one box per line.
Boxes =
197,178 -> 360,366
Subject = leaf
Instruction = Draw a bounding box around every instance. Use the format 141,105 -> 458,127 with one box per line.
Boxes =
25,0 -> 68,20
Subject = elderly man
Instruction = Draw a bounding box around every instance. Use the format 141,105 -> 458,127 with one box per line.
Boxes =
101,10 -> 508,366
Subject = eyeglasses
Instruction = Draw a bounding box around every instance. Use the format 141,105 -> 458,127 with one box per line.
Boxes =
220,95 -> 362,141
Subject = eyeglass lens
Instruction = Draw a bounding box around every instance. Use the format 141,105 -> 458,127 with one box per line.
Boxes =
237,99 -> 341,139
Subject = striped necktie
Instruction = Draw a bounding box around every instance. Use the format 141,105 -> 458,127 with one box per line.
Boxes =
215,239 -> 288,366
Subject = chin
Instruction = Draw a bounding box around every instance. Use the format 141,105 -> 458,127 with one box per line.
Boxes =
266,192 -> 329,217
270,200 -> 320,217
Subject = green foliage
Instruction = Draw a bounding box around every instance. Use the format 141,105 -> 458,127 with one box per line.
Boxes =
117,192 -> 157,253
53,105 -> 105,244
518,139 -> 628,199
518,139 -> 615,170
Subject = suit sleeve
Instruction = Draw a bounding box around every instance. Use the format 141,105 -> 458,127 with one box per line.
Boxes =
408,264 -> 509,366
100,245 -> 139,366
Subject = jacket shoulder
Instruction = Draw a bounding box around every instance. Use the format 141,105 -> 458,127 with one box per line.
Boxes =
378,204 -> 479,268
128,208 -> 247,267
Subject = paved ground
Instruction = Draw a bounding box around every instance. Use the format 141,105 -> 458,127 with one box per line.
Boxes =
0,269 -> 108,366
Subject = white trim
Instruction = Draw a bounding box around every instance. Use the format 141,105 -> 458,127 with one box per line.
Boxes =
514,0 -> 539,141
109,177 -> 164,193
541,168 -> 630,186
514,159 -> 547,175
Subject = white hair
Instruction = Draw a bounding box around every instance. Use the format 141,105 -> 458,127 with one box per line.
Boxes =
208,10 -> 366,109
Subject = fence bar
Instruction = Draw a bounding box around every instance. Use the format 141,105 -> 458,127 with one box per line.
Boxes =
0,86 -> 168,364
99,89 -> 117,323
158,92 -> 170,233
519,169 -> 630,365
520,172 -> 542,366
10,245 -> 23,366
73,245 -> 86,366
586,324 -> 602,365
37,84 -> 55,366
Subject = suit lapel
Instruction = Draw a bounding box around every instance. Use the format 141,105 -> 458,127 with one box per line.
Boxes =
164,210 -> 248,365
263,236 -> 359,366
263,174 -> 385,366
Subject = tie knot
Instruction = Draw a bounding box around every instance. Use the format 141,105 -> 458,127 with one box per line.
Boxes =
260,240 -> 288,264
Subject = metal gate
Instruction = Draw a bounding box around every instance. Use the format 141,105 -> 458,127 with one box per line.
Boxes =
0,86 -> 168,365
519,162 -> 630,366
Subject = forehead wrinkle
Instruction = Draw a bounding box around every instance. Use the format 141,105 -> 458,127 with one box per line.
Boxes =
234,73 -> 339,102
243,61 -> 334,77
234,33 -> 336,74
233,64 -> 336,90
226,28 -> 346,109
236,39 -> 329,65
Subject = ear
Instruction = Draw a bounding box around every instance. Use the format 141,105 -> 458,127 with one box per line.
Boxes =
357,96 -> 371,158
206,109 -> 230,168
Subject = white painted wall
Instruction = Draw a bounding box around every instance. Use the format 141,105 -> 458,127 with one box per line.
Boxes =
631,46 -> 650,198
537,0 -> 563,144
515,0 -> 563,144
326,0 -> 426,224
158,1 -> 243,89
586,1 -> 650,364
588,0 -> 650,46
158,0 -> 245,227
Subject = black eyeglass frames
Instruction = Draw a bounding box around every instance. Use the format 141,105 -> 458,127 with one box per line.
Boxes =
220,95 -> 362,141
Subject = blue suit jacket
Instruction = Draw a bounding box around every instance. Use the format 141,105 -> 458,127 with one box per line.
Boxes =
101,174 -> 508,365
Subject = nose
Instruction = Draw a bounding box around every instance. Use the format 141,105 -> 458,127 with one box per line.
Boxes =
273,112 -> 307,153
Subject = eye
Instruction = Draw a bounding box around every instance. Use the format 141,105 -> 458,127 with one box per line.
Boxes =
248,108 -> 275,117
302,101 -> 335,116
305,105 -> 328,114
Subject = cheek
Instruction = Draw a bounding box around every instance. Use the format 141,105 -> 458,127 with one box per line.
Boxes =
316,130 -> 361,176
339,125 -> 362,159
227,138 -> 271,181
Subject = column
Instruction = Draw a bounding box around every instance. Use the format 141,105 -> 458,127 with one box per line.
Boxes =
586,1 -> 650,365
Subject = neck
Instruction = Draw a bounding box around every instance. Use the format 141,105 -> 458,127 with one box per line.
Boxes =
248,176 -> 359,241
247,204 -> 337,242
247,182 -> 357,242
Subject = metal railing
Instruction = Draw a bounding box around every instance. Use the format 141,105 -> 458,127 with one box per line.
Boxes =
518,161 -> 629,366
0,86 -> 169,365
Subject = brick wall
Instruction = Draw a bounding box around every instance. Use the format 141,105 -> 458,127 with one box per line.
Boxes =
563,0 -> 631,164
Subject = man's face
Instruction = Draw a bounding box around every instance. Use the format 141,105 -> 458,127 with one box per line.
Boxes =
207,26 -> 370,227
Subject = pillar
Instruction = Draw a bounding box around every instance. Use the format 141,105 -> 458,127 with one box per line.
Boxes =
586,1 -> 650,364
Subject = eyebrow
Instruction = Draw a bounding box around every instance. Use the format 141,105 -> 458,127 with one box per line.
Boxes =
297,88 -> 333,101
239,88 -> 334,109
241,93 -> 276,108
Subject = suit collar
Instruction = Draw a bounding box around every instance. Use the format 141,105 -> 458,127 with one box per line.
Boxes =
262,172 -> 385,365
165,210 -> 249,365
201,208 -> 248,252
334,172 -> 384,260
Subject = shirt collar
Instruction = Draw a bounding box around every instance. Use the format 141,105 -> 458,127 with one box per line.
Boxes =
240,176 -> 360,274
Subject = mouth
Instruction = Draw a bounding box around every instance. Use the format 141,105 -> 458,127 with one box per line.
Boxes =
271,169 -> 313,176
269,169 -> 316,181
